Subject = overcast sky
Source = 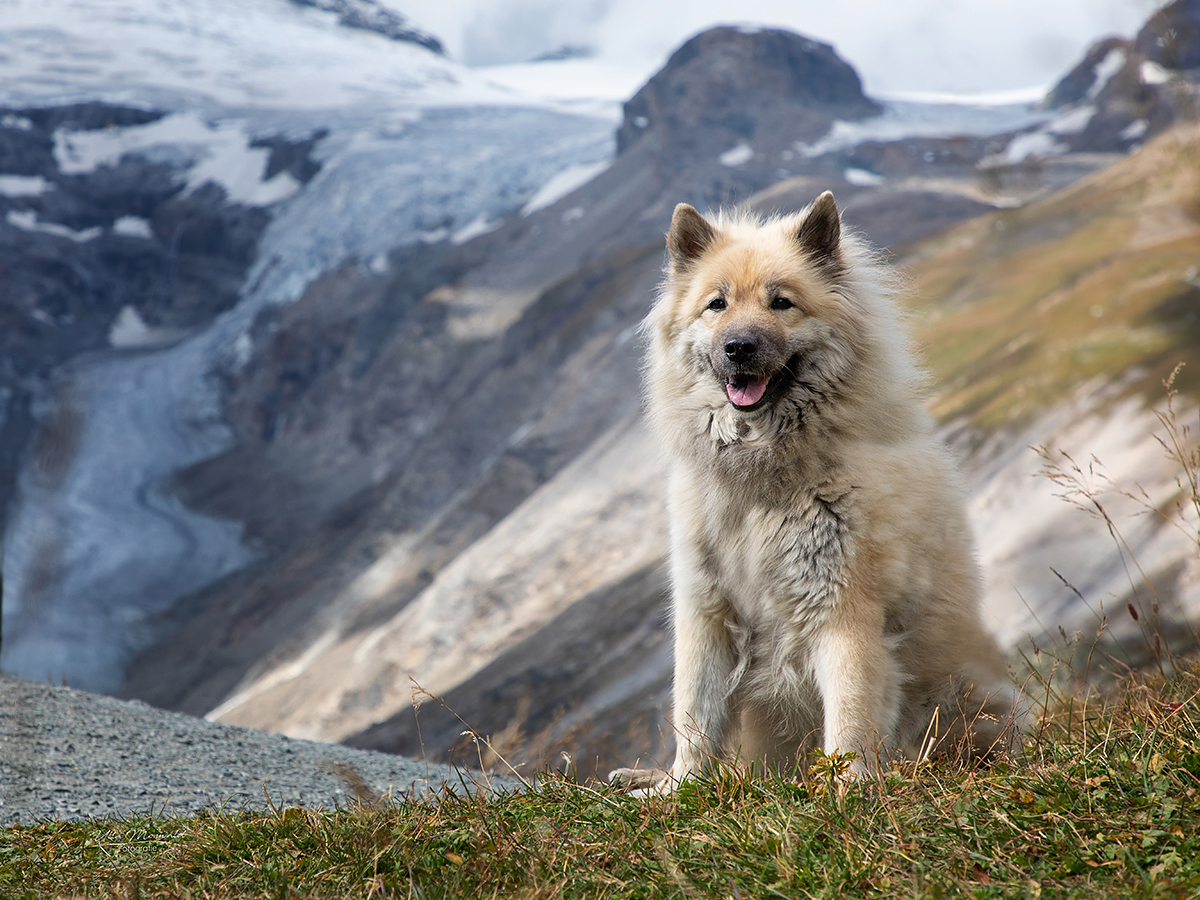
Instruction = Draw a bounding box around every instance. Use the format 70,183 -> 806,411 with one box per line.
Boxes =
394,0 -> 1155,95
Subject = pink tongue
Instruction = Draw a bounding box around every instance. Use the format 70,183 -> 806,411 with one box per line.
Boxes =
726,377 -> 768,407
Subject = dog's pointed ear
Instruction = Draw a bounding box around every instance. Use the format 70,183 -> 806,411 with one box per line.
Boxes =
796,191 -> 843,272
667,203 -> 718,271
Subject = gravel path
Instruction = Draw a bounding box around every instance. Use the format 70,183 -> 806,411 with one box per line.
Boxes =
0,676 -> 517,826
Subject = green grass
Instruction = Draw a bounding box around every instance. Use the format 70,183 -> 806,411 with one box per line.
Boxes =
4,662 -> 1200,899
896,125 -> 1200,438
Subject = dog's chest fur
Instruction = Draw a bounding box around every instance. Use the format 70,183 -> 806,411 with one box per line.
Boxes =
693,482 -> 852,683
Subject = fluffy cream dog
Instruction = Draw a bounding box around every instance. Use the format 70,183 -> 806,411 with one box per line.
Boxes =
614,193 -> 1023,791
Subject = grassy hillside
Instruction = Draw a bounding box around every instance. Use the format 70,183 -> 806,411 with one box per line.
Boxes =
3,663 -> 1199,898
899,124 -> 1200,436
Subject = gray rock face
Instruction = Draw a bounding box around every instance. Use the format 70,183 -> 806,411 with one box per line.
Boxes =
617,26 -> 881,159
287,0 -> 443,52
1040,6 -> 1200,157
1043,38 -> 1134,109
0,674 -> 508,825
1135,0 -> 1200,71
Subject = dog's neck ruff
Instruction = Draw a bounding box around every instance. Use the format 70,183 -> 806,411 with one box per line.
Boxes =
695,399 -> 814,480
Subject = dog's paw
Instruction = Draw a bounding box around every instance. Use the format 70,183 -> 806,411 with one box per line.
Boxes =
607,766 -> 669,795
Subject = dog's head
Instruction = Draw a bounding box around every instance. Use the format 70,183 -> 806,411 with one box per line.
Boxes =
646,193 -> 921,463
654,192 -> 860,418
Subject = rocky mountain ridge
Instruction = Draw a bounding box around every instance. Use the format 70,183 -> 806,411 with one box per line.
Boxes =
288,0 -> 444,51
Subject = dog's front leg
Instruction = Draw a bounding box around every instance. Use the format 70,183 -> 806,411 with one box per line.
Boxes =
608,583 -> 735,796
810,599 -> 901,778
664,583 -> 738,789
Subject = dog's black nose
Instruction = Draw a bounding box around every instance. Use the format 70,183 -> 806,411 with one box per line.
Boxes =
724,338 -> 758,363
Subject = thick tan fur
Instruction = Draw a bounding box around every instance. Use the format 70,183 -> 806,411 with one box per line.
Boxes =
613,193 -> 1024,792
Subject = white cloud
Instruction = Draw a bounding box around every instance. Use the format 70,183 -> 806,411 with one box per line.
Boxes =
393,0 -> 1148,95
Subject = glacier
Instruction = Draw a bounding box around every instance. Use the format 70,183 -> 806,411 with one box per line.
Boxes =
0,0 -> 613,690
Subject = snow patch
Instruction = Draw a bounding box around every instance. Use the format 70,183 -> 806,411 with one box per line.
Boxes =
6,209 -> 101,242
1119,119 -> 1148,141
112,215 -> 153,239
1001,130 -> 1068,164
521,160 -> 608,215
796,97 -> 1049,158
1046,104 -> 1095,135
1140,61 -> 1171,85
1,114 -> 33,131
879,86 -> 1051,106
108,305 -> 178,349
982,102 -> 1092,167
843,167 -> 884,186
451,212 -> 502,245
1087,48 -> 1126,99
719,142 -> 754,167
231,332 -> 254,371
0,174 -> 52,197
53,113 -> 301,207
240,170 -> 301,206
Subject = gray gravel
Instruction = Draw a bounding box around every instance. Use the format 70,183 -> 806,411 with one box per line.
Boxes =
0,675 -> 517,826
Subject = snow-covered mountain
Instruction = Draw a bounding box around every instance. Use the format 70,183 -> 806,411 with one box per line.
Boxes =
1,0 -> 1197,779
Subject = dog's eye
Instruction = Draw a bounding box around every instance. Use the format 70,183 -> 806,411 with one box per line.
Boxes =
770,296 -> 794,310
707,296 -> 727,312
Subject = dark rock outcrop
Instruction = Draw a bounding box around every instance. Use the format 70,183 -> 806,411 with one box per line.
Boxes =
1135,0 -> 1200,71
250,130 -> 330,186
1040,3 -> 1200,156
287,0 -> 443,53
1043,37 -> 1133,109
618,27 -> 881,159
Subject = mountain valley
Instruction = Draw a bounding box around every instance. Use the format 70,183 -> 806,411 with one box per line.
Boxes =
1,0 -> 1198,779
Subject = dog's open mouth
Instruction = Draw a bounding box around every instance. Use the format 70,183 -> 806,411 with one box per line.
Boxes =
724,355 -> 800,411
725,375 -> 768,408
